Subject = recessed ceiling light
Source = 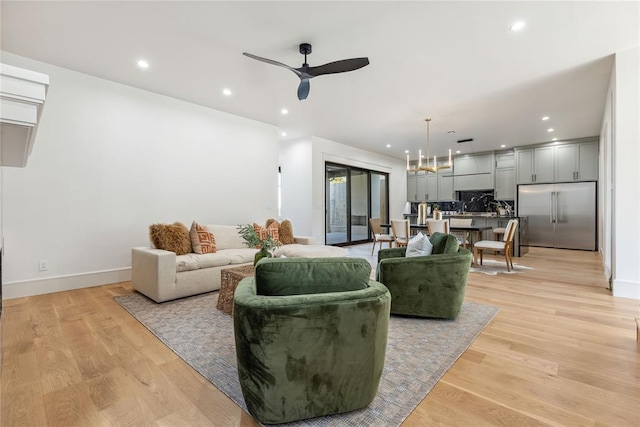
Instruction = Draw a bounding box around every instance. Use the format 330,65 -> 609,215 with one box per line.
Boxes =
510,21 -> 525,31
137,60 -> 149,69
500,144 -> 506,148
456,150 -> 461,154
281,132 -> 287,137
222,88 -> 232,96
404,150 -> 409,154
552,137 -> 558,141
542,116 -> 550,121
386,144 -> 391,148
547,128 -> 554,132
281,108 -> 289,115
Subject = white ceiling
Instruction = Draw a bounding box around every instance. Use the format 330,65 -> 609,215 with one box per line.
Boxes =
1,1 -> 638,160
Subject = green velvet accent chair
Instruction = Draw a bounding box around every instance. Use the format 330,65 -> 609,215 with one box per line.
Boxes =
233,257 -> 391,425
376,232 -> 472,319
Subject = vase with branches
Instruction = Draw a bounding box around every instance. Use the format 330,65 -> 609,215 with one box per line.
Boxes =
237,224 -> 281,265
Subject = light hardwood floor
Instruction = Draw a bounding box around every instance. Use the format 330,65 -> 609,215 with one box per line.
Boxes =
2,247 -> 639,426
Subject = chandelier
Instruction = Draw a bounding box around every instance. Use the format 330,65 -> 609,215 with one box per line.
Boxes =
406,118 -> 452,173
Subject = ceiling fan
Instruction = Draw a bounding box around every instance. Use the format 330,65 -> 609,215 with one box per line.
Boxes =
243,43 -> 369,100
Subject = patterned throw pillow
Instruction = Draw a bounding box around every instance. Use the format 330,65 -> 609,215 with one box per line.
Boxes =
189,221 -> 217,254
149,222 -> 192,255
253,222 -> 280,246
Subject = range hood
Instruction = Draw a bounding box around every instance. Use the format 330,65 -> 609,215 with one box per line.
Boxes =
0,64 -> 49,167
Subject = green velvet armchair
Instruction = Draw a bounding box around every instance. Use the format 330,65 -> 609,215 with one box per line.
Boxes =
376,232 -> 472,319
233,257 -> 391,425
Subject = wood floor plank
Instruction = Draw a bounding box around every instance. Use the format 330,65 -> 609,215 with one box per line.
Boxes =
1,246 -> 639,426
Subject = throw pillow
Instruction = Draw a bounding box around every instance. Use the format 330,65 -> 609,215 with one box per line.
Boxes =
189,221 -> 217,254
278,219 -> 295,245
149,222 -> 192,255
406,232 -> 432,257
253,221 -> 281,246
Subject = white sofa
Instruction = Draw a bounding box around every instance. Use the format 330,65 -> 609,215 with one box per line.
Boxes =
132,224 -> 347,302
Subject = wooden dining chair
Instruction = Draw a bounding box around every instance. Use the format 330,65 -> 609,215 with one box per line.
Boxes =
450,218 -> 472,248
426,219 -> 450,236
369,218 -> 395,255
391,219 -> 410,248
473,219 -> 519,271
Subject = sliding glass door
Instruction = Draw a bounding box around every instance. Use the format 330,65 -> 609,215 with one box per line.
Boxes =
325,163 -> 389,246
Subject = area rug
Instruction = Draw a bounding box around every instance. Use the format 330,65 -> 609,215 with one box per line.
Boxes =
115,292 -> 498,426
470,259 -> 534,276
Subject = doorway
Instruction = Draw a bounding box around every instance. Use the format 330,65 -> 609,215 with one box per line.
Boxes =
325,163 -> 389,246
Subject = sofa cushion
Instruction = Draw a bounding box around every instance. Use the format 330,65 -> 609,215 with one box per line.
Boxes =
255,257 -> 371,296
176,252 -> 232,272
149,222 -> 192,255
206,224 -> 247,250
430,232 -> 460,254
221,248 -> 258,265
190,221 -> 217,254
272,244 -> 347,258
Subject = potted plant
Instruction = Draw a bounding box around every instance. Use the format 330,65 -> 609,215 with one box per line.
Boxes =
237,224 -> 281,265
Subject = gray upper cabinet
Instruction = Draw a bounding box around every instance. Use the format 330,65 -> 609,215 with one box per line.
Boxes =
438,173 -> 455,201
516,146 -> 554,184
453,154 -> 493,175
495,168 -> 515,199
453,153 -> 495,191
555,141 -> 598,182
426,173 -> 438,201
407,172 -> 437,201
407,173 -> 418,201
517,140 -> 598,185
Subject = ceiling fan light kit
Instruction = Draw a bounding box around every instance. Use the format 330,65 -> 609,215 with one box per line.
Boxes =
243,43 -> 369,100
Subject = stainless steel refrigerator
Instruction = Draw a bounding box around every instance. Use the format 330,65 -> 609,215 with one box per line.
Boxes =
517,182 -> 596,250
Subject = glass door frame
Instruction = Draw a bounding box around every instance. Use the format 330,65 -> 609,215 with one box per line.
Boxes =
325,162 -> 389,247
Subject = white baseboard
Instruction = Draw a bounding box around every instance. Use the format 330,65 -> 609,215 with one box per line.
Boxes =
2,268 -> 132,300
613,279 -> 640,300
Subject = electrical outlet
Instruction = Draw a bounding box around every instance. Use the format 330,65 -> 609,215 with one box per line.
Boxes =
39,259 -> 48,271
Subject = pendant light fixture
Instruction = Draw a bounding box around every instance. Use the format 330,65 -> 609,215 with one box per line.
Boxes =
406,118 -> 452,173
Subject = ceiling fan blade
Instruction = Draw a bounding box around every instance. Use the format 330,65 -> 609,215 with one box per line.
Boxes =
306,57 -> 369,77
297,79 -> 310,100
242,52 -> 302,77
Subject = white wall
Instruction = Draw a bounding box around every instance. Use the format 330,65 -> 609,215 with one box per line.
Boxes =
311,136 -> 407,244
1,52 -> 279,298
279,138 -> 313,236
610,46 -> 640,299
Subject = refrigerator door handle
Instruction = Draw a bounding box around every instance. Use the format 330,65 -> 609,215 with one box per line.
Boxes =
549,192 -> 554,223
553,191 -> 558,223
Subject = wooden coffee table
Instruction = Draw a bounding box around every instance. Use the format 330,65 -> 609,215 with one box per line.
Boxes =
217,264 -> 255,315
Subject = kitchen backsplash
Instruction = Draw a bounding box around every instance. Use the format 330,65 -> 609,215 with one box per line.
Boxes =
408,191 -> 513,214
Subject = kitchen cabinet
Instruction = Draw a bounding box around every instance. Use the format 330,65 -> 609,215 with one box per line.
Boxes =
495,168 -> 515,199
407,174 -> 418,201
453,154 -> 494,175
407,172 -> 436,201
517,140 -> 598,185
453,153 -> 495,191
438,173 -> 455,201
554,141 -> 598,182
426,174 -> 438,201
516,146 -> 554,184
